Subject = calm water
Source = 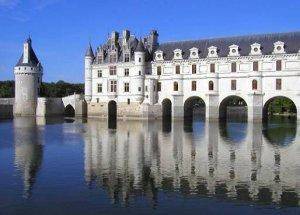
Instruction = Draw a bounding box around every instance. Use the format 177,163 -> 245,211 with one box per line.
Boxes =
0,117 -> 300,215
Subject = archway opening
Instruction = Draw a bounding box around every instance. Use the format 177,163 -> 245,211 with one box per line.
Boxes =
108,100 -> 117,129
64,104 -> 75,117
162,99 -> 172,132
184,96 -> 206,132
263,96 -> 297,121
219,96 -> 247,122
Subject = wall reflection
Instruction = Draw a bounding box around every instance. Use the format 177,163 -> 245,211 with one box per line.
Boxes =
14,117 -> 43,198
84,119 -> 300,207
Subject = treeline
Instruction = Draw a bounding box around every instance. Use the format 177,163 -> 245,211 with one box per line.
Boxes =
0,80 -> 84,98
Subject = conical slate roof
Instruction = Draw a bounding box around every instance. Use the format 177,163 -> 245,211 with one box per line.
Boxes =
135,39 -> 145,52
85,43 -> 94,58
16,38 -> 40,67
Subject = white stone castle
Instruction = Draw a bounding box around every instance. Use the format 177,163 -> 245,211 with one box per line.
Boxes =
85,30 -> 300,121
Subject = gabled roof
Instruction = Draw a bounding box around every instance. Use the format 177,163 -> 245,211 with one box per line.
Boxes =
157,31 -> 300,60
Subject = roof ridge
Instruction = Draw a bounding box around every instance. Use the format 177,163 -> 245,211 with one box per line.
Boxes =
160,31 -> 300,45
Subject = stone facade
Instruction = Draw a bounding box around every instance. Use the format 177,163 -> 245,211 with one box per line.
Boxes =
85,30 -> 300,121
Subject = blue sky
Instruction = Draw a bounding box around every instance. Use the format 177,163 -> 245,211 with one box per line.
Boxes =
0,0 -> 299,83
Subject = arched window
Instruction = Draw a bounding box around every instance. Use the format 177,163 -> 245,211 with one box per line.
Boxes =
252,79 -> 257,90
174,81 -> 178,91
209,81 -> 214,91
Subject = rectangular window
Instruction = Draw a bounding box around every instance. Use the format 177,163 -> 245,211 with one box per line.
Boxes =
157,82 -> 161,91
96,98 -> 99,103
253,61 -> 258,71
210,63 -> 215,73
157,66 -> 162,75
97,83 -> 102,93
109,66 -> 117,75
231,80 -> 236,90
124,83 -> 129,92
97,70 -> 102,77
276,79 -> 282,90
231,62 -> 236,72
110,53 -> 117,63
127,99 -> 130,105
138,87 -> 141,92
175,65 -> 180,74
124,68 -> 129,76
110,80 -> 117,92
97,55 -> 103,64
191,81 -> 197,91
145,86 -> 148,92
192,64 -> 197,74
276,60 -> 282,71
124,53 -> 130,62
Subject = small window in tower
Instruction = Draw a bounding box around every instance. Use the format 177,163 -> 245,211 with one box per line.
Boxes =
231,80 -> 236,90
98,70 -> 102,77
191,81 -> 197,91
96,98 -> 99,103
209,81 -> 214,91
157,66 -> 162,75
139,58 -> 141,62
127,99 -> 130,105
276,60 -> 282,71
124,83 -> 130,92
173,82 -> 178,91
124,53 -> 130,62
31,67 -> 33,70
175,65 -> 180,74
210,63 -> 215,73
231,62 -> 236,72
192,64 -> 197,74
124,68 -> 129,76
276,79 -> 282,90
253,61 -> 259,71
157,82 -> 161,91
138,87 -> 141,91
252,80 -> 257,90
145,86 -> 148,92
139,71 -> 141,75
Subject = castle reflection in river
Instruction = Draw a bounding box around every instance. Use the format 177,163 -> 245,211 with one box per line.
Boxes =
12,117 -> 300,206
84,119 -> 300,206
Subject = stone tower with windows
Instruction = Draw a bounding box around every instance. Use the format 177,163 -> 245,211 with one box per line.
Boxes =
84,43 -> 94,103
14,37 -> 43,116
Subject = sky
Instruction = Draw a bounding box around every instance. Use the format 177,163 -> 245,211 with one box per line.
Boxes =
0,0 -> 299,83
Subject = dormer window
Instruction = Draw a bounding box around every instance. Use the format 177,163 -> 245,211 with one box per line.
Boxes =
208,46 -> 218,58
124,53 -> 130,62
273,41 -> 285,54
173,49 -> 183,60
110,53 -> 117,63
155,50 -> 163,61
97,55 -> 103,64
189,47 -> 199,59
229,44 -> 239,56
250,43 -> 262,55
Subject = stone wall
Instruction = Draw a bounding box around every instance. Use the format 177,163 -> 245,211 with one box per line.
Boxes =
36,97 -> 64,117
0,98 -> 14,119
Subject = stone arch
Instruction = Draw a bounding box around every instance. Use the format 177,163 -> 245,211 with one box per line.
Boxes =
263,96 -> 297,120
108,100 -> 117,129
64,104 -> 75,117
184,96 -> 206,121
219,95 -> 248,121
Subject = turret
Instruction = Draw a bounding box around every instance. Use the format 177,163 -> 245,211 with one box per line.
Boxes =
147,30 -> 159,53
85,43 -> 94,103
14,37 -> 43,116
133,40 -> 146,102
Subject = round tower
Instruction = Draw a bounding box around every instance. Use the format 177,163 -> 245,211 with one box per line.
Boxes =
14,37 -> 43,116
133,39 -> 146,102
84,43 -> 94,103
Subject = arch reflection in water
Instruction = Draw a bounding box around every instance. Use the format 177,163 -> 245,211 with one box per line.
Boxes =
84,118 -> 300,207
14,117 -> 43,198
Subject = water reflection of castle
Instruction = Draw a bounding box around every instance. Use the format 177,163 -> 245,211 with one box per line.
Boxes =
84,119 -> 300,206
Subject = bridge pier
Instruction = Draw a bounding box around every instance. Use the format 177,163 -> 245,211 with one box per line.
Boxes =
247,93 -> 263,122
206,94 -> 219,121
172,95 -> 184,119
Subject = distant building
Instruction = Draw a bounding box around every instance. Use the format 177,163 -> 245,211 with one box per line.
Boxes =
85,30 -> 300,121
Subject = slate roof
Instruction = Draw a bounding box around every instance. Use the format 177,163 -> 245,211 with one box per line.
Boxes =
85,43 -> 95,58
157,31 -> 300,60
16,40 -> 40,67
135,39 -> 145,52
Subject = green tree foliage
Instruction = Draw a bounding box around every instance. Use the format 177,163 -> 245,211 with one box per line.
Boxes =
0,81 -> 14,98
267,97 -> 296,114
0,80 -> 84,98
